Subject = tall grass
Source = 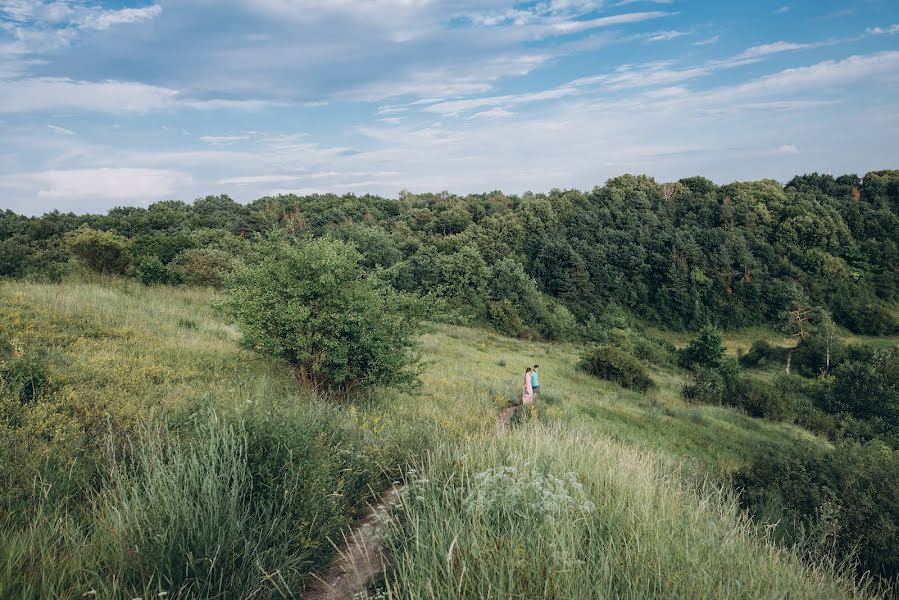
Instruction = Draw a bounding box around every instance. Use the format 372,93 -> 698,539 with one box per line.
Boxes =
382,424 -> 873,599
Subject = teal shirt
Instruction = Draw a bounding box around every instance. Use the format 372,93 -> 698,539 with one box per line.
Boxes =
531,372 -> 539,387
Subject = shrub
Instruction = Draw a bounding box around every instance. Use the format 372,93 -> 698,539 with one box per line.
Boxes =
725,376 -> 790,420
488,300 -> 525,337
168,248 -> 234,288
682,368 -> 725,404
735,440 -> 899,581
66,226 -> 131,274
633,335 -> 676,367
132,254 -> 168,285
579,345 -> 654,391
678,325 -> 725,371
226,235 -> 423,396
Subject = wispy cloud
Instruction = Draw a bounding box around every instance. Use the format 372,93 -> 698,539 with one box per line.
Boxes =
47,124 -> 75,136
866,24 -> 899,35
0,78 -> 280,114
692,35 -> 719,46
645,30 -> 689,42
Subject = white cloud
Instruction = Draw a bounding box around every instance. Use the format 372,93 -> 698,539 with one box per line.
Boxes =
0,78 -> 279,114
646,30 -> 689,42
77,5 -> 162,31
0,78 -> 178,113
0,167 -> 187,202
733,41 -> 814,60
692,35 -> 719,46
866,24 -> 899,36
540,11 -> 672,35
47,124 -> 75,136
341,53 -> 551,101
470,107 -> 516,119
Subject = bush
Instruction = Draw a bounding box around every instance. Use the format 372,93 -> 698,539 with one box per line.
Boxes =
226,235 -> 423,396
633,334 -> 676,367
735,440 -> 899,581
579,345 -> 654,391
678,325 -> 725,371
682,368 -> 725,404
132,254 -> 168,285
168,248 -> 234,288
66,226 -> 131,274
725,376 -> 789,420
488,300 -> 525,337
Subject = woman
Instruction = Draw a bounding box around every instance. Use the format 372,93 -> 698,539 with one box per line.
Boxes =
522,367 -> 534,405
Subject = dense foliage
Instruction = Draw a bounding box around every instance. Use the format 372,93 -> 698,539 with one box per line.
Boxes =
2,171 -> 897,336
735,440 -> 899,581
579,345 -> 654,391
226,235 -> 424,396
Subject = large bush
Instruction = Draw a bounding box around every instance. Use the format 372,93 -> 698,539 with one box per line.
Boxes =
735,440 -> 899,581
579,345 -> 654,391
168,248 -> 234,288
66,226 -> 131,274
226,235 -> 423,396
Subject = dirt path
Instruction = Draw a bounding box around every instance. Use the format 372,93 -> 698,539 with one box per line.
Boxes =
303,484 -> 402,600
304,405 -> 517,599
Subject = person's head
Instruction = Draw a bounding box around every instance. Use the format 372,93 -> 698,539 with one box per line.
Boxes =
533,364 -> 539,371
526,367 -> 532,373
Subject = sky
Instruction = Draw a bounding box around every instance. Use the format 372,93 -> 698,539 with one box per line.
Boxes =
1,0 -> 898,215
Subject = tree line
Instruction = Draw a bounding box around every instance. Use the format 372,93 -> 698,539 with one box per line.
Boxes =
2,170 -> 897,337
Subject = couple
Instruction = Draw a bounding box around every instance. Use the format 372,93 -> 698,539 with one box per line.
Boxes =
522,365 -> 540,405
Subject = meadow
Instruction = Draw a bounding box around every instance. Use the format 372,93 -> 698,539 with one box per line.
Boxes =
0,280 -> 886,598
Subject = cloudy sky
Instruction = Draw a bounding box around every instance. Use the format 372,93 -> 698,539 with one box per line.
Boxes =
1,0 -> 898,215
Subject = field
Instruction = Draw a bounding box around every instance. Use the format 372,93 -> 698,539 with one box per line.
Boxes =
0,281 -> 882,598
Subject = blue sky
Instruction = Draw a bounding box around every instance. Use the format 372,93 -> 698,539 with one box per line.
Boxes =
1,0 -> 898,215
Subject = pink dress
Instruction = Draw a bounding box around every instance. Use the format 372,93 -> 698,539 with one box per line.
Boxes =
522,372 -> 534,405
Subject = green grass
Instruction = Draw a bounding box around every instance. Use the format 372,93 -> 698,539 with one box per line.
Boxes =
0,281 -> 889,598
381,426 -> 868,599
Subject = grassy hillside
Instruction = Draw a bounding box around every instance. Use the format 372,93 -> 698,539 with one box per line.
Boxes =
0,281 -> 877,598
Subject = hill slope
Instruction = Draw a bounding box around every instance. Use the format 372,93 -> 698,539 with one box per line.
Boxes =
0,282 -> 874,598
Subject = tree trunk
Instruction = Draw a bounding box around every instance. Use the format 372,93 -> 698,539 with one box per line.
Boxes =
786,349 -> 793,375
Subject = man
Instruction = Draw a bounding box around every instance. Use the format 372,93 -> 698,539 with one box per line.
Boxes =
531,365 -> 539,398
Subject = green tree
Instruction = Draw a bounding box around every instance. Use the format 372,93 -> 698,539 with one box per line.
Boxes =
678,325 -> 725,370
225,235 -> 422,396
66,225 -> 132,274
